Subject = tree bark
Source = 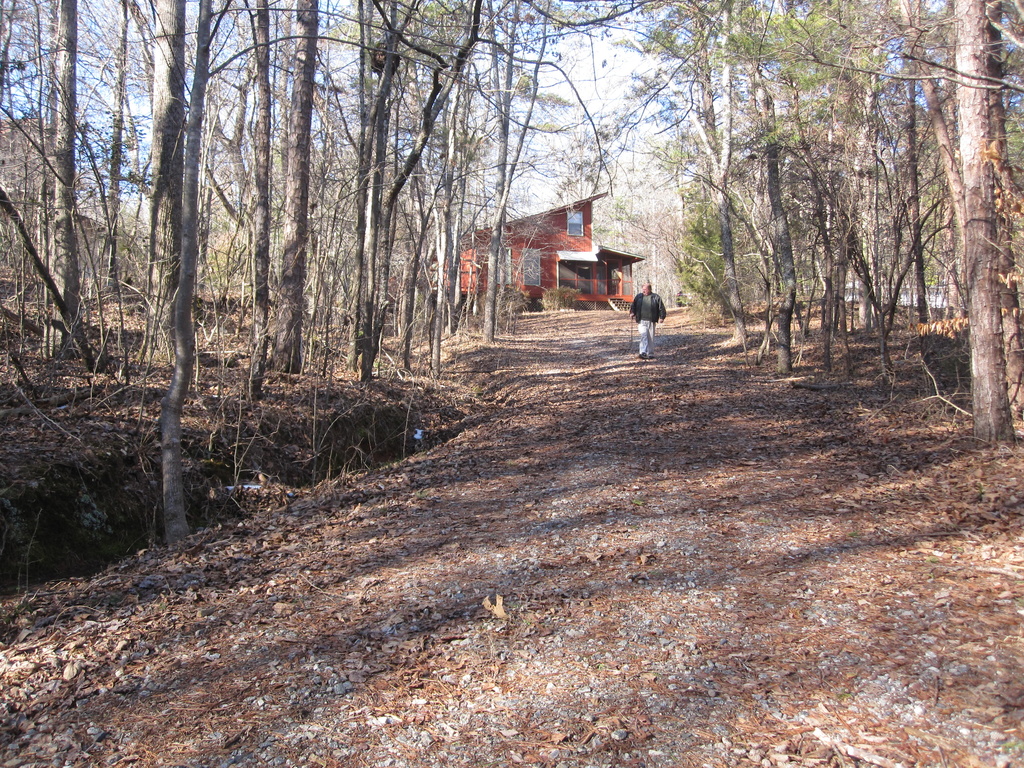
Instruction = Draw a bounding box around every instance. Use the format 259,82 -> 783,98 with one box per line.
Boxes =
247,0 -> 273,397
955,0 -> 1015,441
160,0 -> 213,544
398,178 -> 431,371
482,34 -> 514,344
900,0 -> 968,240
808,178 -> 836,374
432,86 -> 467,374
269,0 -> 319,374
147,0 -> 186,362
986,2 -> 1024,422
351,0 -> 483,375
54,0 -> 92,370
906,80 -> 929,326
690,0 -> 745,345
348,0 -> 396,379
355,24 -> 395,382
482,0 -> 543,342
757,84 -> 797,374
89,0 -> 132,376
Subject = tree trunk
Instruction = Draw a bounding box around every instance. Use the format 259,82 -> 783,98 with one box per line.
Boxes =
810,189 -> 836,374
481,4 -> 544,342
98,0 -> 130,376
346,0 -> 373,375
147,0 -> 185,363
247,0 -> 272,397
355,41 -> 395,382
906,80 -> 929,326
160,0 -> 213,544
986,3 -> 1024,422
758,85 -> 797,375
353,0 -> 482,375
105,0 -> 128,289
0,184 -> 95,371
901,0 -> 968,240
432,89 -> 466,374
431,212 -> 448,374
348,0 -> 396,379
54,0 -> 91,370
399,180 -> 431,371
956,0 -> 1015,441
482,39 -> 513,344
690,0 -> 745,345
269,0 -> 318,374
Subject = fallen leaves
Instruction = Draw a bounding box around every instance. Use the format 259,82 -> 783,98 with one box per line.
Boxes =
2,312 -> 1023,768
482,594 -> 508,619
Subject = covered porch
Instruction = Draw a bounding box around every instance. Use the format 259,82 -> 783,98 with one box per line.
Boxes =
556,246 -> 644,307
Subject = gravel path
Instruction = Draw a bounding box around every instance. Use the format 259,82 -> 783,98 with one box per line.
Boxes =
2,310 -> 1023,768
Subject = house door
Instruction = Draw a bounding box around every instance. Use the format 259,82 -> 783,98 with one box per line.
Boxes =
607,260 -> 633,297
607,262 -> 621,296
620,262 -> 633,297
595,262 -> 608,295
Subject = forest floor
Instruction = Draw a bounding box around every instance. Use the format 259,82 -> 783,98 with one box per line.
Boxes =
2,308 -> 1024,768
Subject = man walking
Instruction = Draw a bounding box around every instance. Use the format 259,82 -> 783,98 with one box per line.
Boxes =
629,282 -> 667,359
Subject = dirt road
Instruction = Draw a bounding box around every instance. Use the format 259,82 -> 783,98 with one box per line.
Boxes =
2,309 -> 1022,767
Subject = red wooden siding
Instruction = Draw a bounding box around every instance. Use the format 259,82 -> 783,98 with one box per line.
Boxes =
459,195 -> 642,304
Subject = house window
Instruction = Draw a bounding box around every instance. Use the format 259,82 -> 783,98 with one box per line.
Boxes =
567,210 -> 584,237
522,248 -> 541,286
559,261 -> 594,295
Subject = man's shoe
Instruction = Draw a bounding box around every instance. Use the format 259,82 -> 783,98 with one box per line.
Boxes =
639,353 -> 648,359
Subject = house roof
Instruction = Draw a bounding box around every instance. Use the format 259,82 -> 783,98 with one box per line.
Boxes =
506,193 -> 609,227
557,250 -> 599,262
596,245 -> 645,263
556,246 -> 645,263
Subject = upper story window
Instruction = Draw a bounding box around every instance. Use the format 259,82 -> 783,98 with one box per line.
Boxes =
567,210 -> 584,237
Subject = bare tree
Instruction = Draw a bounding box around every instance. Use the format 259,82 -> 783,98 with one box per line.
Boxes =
53,0 -> 93,370
160,0 -> 215,543
481,28 -> 515,344
482,0 -> 547,343
0,183 -> 94,370
247,0 -> 273,397
350,0 -> 484,379
147,0 -> 186,362
754,78 -> 797,375
431,81 -> 475,374
905,80 -> 930,327
269,0 -> 319,374
689,0 -> 746,345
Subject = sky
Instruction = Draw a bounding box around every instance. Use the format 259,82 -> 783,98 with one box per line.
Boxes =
516,29 -> 660,212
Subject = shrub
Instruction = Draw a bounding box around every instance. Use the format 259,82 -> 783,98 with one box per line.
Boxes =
541,286 -> 580,311
498,287 -> 530,333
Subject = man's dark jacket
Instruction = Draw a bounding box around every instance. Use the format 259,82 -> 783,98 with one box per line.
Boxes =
630,292 -> 667,324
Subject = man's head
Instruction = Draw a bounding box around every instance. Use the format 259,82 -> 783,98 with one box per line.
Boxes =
642,283 -> 652,295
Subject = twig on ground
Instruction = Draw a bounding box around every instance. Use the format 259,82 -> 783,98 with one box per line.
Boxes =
8,387 -> 83,442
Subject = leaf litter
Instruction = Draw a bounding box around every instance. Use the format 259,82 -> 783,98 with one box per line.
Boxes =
2,310 -> 1023,768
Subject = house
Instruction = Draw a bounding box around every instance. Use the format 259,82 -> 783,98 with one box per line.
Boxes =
459,194 -> 644,310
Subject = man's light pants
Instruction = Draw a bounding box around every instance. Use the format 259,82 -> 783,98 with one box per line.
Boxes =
638,320 -> 655,356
